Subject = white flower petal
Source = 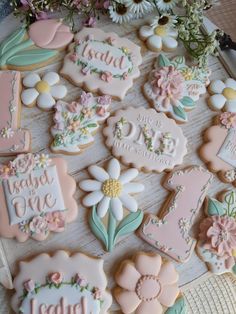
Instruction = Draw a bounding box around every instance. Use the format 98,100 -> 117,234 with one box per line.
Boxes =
146,35 -> 162,51
23,73 -> 41,88
110,198 -> 123,221
107,158 -> 120,179
119,169 -> 139,184
139,25 -> 154,40
119,192 -> 138,212
21,88 -> 39,106
50,85 -> 67,99
79,180 -> 102,192
97,196 -> 110,218
162,36 -> 178,50
42,72 -> 60,86
88,165 -> 109,182
168,28 -> 178,38
37,93 -> 55,109
209,94 -> 226,110
123,183 -> 144,194
83,191 -> 104,207
209,80 -> 225,94
225,100 -> 236,112
225,78 -> 236,90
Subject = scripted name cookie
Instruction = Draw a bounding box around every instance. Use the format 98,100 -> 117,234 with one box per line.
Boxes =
199,113 -> 236,185
0,19 -> 73,71
138,166 -> 213,263
60,28 -> 142,100
50,92 -> 111,155
103,107 -> 187,172
197,190 -> 236,276
11,250 -> 112,314
143,54 -> 210,123
0,153 -> 77,242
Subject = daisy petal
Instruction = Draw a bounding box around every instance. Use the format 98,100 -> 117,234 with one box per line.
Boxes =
139,25 -> 154,40
88,165 -> 109,182
136,299 -> 162,314
225,78 -> 236,90
158,283 -> 179,307
37,93 -> 55,109
107,158 -> 120,179
225,100 -> 236,112
119,169 -> 139,184
21,88 -> 39,106
83,191 -> 104,207
146,35 -> 162,51
115,262 -> 141,290
97,196 -> 110,218
157,261 -> 179,285
162,36 -> 178,50
119,193 -> 138,212
168,28 -> 178,38
79,180 -> 102,191
50,85 -> 67,99
42,72 -> 60,86
110,198 -> 123,221
114,289 -> 141,314
209,94 -> 226,110
135,253 -> 162,276
123,183 -> 144,194
209,80 -> 225,94
23,73 -> 41,88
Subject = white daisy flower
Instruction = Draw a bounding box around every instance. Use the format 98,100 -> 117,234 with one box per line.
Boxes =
155,0 -> 179,11
208,78 -> 236,112
0,127 -> 14,139
79,158 -> 144,221
109,1 -> 134,24
21,72 -> 67,110
125,0 -> 154,17
35,154 -> 52,168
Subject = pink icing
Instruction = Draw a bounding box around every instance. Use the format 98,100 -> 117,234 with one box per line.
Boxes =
219,112 -> 236,129
48,272 -> 63,285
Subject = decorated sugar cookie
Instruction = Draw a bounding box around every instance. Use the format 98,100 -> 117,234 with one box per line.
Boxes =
60,28 -> 142,100
138,166 -> 213,263
114,252 -> 181,314
199,113 -> 236,185
79,158 -> 144,251
143,54 -> 210,123
0,153 -> 77,242
50,92 -> 111,155
197,190 -> 236,276
139,15 -> 178,52
0,71 -> 31,156
11,250 -> 112,314
21,72 -> 67,110
0,19 -> 73,70
208,78 -> 236,112
103,107 -> 187,172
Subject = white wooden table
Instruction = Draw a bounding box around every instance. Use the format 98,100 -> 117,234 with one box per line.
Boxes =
0,12 -> 233,314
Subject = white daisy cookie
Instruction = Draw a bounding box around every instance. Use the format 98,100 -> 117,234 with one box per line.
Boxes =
21,72 -> 67,110
125,0 -> 154,17
208,78 -> 236,112
139,15 -> 178,52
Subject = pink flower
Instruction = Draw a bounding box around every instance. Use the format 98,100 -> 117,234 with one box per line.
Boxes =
35,11 -> 49,20
81,65 -> 91,76
12,153 -> 35,174
199,215 -> 236,256
67,101 -> 81,113
24,279 -> 35,293
0,163 -> 15,179
103,0 -> 110,9
84,17 -> 96,28
101,71 -> 113,83
75,274 -> 87,287
20,0 -> 29,7
106,36 -> 115,45
48,272 -> 63,285
93,287 -> 102,300
219,112 -> 236,129
97,95 -> 111,106
80,91 -> 93,106
29,216 -> 48,234
123,72 -> 128,80
114,252 -> 179,314
46,211 -> 65,232
70,53 -> 79,63
96,106 -> 106,117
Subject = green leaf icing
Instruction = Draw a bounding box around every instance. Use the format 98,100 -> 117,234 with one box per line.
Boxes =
158,54 -> 171,67
207,198 -> 225,216
173,105 -> 187,121
232,264 -> 236,275
223,191 -> 236,217
165,297 -> 187,314
0,28 -> 26,56
89,206 -> 109,250
7,49 -> 57,67
181,96 -> 195,108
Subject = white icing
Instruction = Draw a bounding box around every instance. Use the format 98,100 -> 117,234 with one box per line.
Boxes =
23,73 -> 41,88
209,80 -> 225,94
37,93 -> 55,109
217,129 -> 236,167
3,165 -> 65,225
43,72 -> 60,86
21,89 -> 39,106
209,94 -> 226,110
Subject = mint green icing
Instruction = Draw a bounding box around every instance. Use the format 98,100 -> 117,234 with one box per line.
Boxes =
0,39 -> 33,66
165,297 -> 187,314
158,54 -> 171,67
89,206 -> 109,250
207,198 -> 225,216
181,96 -> 195,108
232,264 -> 236,275
173,105 -> 187,121
0,27 -> 26,56
107,210 -> 116,252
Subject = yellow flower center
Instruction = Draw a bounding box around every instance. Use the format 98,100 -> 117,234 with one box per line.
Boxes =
154,26 -> 167,37
36,81 -> 50,93
232,249 -> 236,257
222,87 -> 236,100
102,179 -> 122,198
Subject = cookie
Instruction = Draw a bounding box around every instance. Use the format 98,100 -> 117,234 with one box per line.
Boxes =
139,16 -> 178,52
60,27 -> 142,100
79,158 -> 144,251
197,190 -> 236,276
207,78 -> 236,112
21,72 -> 67,110
114,252 -> 180,314
0,153 -> 77,242
0,71 -> 31,156
103,107 -> 187,173
11,250 -> 112,314
143,54 -> 210,123
0,19 -> 73,71
50,92 -> 111,155
199,112 -> 236,185
138,166 -> 213,263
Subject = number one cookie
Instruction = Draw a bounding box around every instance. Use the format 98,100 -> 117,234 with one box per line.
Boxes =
138,166 -> 213,263
0,71 -> 30,155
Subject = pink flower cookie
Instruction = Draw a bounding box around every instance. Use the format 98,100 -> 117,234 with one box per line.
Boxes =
114,252 -> 180,314
103,107 -> 187,172
0,153 -> 77,242
60,28 -> 142,100
138,166 -> 213,263
11,251 -> 112,314
199,113 -> 236,185
143,54 -> 210,123
197,190 -> 236,276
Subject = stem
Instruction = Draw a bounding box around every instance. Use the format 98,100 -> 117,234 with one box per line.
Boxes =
107,209 -> 116,252
0,39 -> 33,66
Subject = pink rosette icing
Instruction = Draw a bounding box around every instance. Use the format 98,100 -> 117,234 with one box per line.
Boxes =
12,153 -> 35,174
46,211 -> 65,232
48,272 -> 63,285
29,216 -> 48,234
219,112 -> 236,129
23,279 -> 35,293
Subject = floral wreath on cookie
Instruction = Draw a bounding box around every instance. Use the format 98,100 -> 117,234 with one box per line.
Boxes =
197,190 -> 236,276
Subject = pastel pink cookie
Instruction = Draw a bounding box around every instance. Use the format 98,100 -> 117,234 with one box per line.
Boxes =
0,153 -> 77,242
11,251 -> 112,314
103,107 -> 187,172
114,252 -> 180,314
60,28 -> 142,100
138,166 -> 213,262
